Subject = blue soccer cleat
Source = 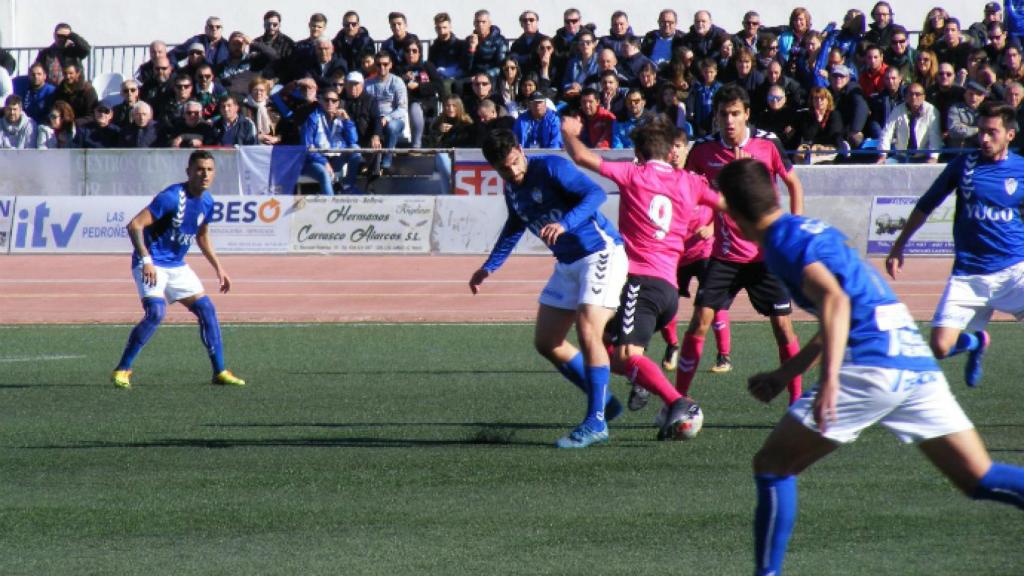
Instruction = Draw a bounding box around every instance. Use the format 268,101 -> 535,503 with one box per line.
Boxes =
965,330 -> 990,388
555,421 -> 609,449
605,395 -> 624,422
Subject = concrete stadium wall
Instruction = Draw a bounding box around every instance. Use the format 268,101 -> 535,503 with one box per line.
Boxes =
6,0 -> 992,48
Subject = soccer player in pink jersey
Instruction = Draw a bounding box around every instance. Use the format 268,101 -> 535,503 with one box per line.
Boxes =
563,115 -> 723,440
678,85 -> 806,406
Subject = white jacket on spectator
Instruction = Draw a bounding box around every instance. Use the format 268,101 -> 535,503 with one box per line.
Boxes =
0,114 -> 36,149
879,101 -> 942,161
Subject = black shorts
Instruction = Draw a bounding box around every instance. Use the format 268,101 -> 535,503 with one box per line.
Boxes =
607,275 -> 679,348
694,259 -> 792,317
676,258 -> 710,298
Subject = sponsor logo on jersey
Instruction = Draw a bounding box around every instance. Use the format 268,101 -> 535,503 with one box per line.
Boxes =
1006,178 -> 1018,196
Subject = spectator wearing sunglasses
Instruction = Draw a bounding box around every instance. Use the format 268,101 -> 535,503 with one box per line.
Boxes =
112,79 -> 141,129
332,11 -> 374,72
252,10 -> 295,80
171,17 -> 230,68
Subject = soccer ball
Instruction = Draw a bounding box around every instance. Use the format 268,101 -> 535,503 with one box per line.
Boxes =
654,403 -> 705,441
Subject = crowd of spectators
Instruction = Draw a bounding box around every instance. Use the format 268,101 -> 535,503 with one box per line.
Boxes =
0,3 -> 1022,172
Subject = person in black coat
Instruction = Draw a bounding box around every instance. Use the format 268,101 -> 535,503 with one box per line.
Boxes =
118,102 -> 160,148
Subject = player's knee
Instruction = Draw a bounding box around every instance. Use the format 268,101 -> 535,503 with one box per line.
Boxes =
753,447 -> 792,476
142,298 -> 166,323
929,339 -> 952,359
188,295 -> 216,316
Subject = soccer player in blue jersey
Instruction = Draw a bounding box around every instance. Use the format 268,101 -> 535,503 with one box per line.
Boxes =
715,158 -> 1024,576
887,102 -> 1024,387
111,150 -> 245,389
469,129 -> 629,448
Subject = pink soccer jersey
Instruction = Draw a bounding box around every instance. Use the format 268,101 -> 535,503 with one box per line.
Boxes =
684,130 -> 792,263
679,204 -> 715,266
599,159 -> 719,287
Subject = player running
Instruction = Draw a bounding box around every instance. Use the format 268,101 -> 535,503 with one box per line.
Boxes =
886,102 -> 1024,387
111,150 -> 245,389
469,129 -> 628,449
561,116 -> 721,440
659,127 -> 732,376
676,85 -> 805,405
715,158 -> 1024,576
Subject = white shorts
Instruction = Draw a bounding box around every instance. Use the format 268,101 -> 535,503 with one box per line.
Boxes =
538,244 -> 628,310
932,260 -> 1024,331
788,366 -> 974,444
133,264 -> 205,303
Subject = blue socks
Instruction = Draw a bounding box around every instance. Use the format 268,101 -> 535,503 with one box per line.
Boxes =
188,296 -> 225,375
973,462 -> 1024,510
556,352 -> 589,394
556,352 -> 615,427
585,365 -> 610,427
754,474 -> 798,576
947,332 -> 981,357
117,298 -> 166,370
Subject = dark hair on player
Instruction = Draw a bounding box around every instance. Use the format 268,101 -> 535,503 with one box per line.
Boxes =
671,125 -> 689,145
979,101 -> 1019,133
717,158 -> 779,223
713,84 -> 751,112
482,129 -> 520,167
188,149 -> 216,167
630,119 -> 674,163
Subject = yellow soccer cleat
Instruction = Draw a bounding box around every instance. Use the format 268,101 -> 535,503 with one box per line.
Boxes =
212,370 -> 246,386
112,369 -> 132,389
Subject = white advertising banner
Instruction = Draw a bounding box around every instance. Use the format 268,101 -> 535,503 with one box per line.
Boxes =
0,150 -> 83,196
206,196 -> 296,253
9,196 -> 149,253
0,196 -> 14,253
866,196 -> 955,256
288,196 -> 434,254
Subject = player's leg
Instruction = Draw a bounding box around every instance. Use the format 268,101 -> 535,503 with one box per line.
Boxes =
930,274 -> 993,386
746,263 -> 802,404
679,259 -> 736,394
752,414 -> 838,576
709,308 -> 732,373
113,265 -> 173,388
171,267 -> 244,386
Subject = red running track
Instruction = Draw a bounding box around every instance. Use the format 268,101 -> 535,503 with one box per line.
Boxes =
0,254 -> 975,324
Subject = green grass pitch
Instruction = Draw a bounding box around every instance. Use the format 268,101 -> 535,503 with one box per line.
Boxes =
0,322 -> 1021,575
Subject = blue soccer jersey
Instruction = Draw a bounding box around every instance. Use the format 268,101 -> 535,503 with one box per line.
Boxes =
916,151 -> 1024,275
137,183 -> 215,268
482,155 -> 622,272
764,214 -> 938,371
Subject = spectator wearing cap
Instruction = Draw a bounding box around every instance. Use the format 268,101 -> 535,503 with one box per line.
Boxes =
611,88 -> 656,148
112,79 -> 140,129
877,82 -> 941,163
216,31 -> 279,94
179,43 -> 211,81
926,61 -> 965,136
969,2 -> 1004,47
865,2 -> 897,49
859,44 -> 889,98
212,95 -> 257,145
54,61 -> 97,127
464,10 -> 508,81
288,13 -> 330,84
252,10 -> 294,80
301,38 -> 349,89
946,80 -> 987,149
577,87 -> 615,148
935,18 -> 977,72
381,12 -> 421,67
513,90 -> 562,148
339,71 -> 378,150
642,9 -> 686,67
333,11 -> 375,73
160,100 -> 216,148
118,101 -> 159,148
80,103 -> 121,148
827,63 -> 870,150
0,95 -> 37,149
884,25 -> 916,81
34,23 -> 91,85
15,63 -> 56,124
598,11 -> 635,59
193,63 -> 228,119
171,17 -> 230,69
135,41 -> 171,85
365,51 -> 408,174
510,11 -> 548,67
428,12 -> 466,83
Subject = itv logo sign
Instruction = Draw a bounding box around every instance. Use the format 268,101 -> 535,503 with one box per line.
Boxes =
14,201 -> 82,248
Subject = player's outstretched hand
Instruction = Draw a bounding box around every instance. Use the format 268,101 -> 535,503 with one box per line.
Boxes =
748,371 -> 787,403
469,268 -> 489,294
885,249 -> 903,279
539,222 -> 565,246
812,378 -> 839,433
218,272 -> 232,293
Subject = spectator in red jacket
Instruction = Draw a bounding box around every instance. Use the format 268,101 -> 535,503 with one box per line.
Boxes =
577,88 -> 615,148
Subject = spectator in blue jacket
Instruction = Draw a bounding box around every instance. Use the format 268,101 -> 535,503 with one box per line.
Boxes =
612,88 -> 657,148
15,63 -> 56,124
464,10 -> 507,80
513,91 -> 562,148
562,30 -> 600,100
301,88 -> 363,195
171,17 -> 231,69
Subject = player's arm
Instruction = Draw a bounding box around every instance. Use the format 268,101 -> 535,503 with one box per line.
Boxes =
749,331 -> 824,403
551,158 -> 607,237
127,207 -> 157,286
560,115 -> 603,173
195,223 -> 231,293
885,161 -> 958,278
471,204 -> 526,294
801,262 -> 850,432
781,169 -> 804,216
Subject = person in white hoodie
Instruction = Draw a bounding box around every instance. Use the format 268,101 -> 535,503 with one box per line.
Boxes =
0,95 -> 37,149
876,82 -> 943,164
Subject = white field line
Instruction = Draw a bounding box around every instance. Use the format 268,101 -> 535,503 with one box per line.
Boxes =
0,354 -> 87,363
